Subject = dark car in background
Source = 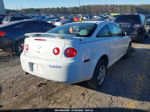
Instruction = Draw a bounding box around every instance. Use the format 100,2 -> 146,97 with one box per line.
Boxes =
2,16 -> 31,24
0,17 -> 4,24
0,15 -> 6,24
115,14 -> 146,42
0,19 -> 55,55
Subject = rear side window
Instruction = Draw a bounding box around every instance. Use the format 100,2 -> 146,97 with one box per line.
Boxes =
40,22 -> 55,31
115,15 -> 141,24
24,21 -> 40,31
22,21 -> 54,32
108,24 -> 123,36
97,25 -> 110,37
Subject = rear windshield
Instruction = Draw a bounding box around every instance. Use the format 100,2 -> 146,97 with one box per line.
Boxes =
115,15 -> 141,24
47,23 -> 97,37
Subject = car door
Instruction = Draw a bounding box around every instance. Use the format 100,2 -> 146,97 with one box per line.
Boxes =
96,24 -> 119,65
107,23 -> 129,57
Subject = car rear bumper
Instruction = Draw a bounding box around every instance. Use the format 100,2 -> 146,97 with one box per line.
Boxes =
127,31 -> 143,41
130,35 -> 138,41
20,54 -> 88,84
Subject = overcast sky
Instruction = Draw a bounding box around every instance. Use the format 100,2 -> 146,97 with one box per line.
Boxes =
3,0 -> 150,9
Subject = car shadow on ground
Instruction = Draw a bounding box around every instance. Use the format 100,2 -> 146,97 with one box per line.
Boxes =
0,51 -> 16,62
0,108 -> 149,112
78,47 -> 150,102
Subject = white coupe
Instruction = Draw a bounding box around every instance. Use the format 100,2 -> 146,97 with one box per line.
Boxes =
20,21 -> 131,89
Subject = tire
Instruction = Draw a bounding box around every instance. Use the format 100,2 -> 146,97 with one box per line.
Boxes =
15,40 -> 24,56
87,60 -> 107,89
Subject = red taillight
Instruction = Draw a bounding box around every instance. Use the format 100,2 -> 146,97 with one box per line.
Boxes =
0,31 -> 6,37
134,24 -> 142,28
25,44 -> 29,51
34,39 -> 46,41
65,48 -> 77,58
53,47 -> 60,55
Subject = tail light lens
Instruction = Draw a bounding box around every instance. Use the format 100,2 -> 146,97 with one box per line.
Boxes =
34,39 -> 46,41
134,24 -> 142,28
65,48 -> 77,58
53,47 -> 60,55
0,31 -> 6,37
25,44 -> 29,51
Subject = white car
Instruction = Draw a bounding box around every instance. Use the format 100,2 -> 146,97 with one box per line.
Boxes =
54,19 -> 73,26
20,21 -> 131,89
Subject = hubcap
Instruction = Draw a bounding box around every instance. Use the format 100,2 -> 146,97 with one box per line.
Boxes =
97,65 -> 106,86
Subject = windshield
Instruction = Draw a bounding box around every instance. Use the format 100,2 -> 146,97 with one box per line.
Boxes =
47,22 -> 97,37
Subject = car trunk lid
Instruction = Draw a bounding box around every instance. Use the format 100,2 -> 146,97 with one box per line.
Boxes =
23,33 -> 80,60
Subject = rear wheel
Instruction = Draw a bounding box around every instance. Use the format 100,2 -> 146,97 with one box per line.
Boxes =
87,60 -> 107,89
15,40 -> 24,56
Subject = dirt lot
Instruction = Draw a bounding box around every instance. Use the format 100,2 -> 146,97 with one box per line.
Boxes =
0,39 -> 150,112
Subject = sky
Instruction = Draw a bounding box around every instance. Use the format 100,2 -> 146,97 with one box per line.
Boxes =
3,0 -> 150,9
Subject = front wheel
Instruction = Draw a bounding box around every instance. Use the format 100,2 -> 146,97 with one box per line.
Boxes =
15,40 -> 24,56
87,60 -> 107,89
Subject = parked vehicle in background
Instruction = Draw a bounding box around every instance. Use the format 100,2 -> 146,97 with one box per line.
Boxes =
0,15 -> 6,24
0,17 -> 4,24
21,21 -> 131,89
0,19 -> 55,55
145,18 -> 150,37
2,16 -> 31,24
55,19 -> 73,26
47,19 -> 60,25
115,14 -> 146,42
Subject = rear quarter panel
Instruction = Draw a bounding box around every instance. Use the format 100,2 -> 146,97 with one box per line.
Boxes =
62,38 -> 111,81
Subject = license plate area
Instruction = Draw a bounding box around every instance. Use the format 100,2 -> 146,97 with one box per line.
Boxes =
29,62 -> 43,73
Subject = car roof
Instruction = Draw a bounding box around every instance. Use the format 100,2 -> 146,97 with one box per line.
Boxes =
0,19 -> 41,28
76,21 -> 112,25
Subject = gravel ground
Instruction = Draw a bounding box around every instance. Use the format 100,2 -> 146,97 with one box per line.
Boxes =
0,40 -> 150,112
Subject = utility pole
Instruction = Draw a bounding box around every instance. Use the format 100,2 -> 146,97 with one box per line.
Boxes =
0,0 -> 6,15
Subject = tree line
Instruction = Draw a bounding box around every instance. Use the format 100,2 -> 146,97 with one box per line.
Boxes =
6,5 -> 150,14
